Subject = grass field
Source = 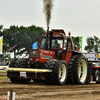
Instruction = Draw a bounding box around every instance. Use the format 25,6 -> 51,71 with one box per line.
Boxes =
0,71 -> 8,79
0,71 -> 7,73
0,77 -> 8,79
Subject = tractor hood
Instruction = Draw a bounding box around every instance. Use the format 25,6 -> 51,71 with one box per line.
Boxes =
29,49 -> 55,62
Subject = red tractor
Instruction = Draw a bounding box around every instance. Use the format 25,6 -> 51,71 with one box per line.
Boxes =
6,29 -> 91,85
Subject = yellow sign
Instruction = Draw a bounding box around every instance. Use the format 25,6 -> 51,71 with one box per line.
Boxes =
98,53 -> 100,60
0,36 -> 3,54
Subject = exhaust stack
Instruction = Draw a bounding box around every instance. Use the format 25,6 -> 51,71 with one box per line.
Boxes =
46,27 -> 49,50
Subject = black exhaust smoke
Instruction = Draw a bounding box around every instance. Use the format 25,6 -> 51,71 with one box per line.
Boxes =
43,0 -> 54,50
43,0 -> 54,28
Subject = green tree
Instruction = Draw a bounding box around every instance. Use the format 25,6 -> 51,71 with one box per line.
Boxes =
0,25 -> 3,32
0,25 -> 45,58
94,36 -> 99,53
84,36 -> 100,53
72,36 -> 80,48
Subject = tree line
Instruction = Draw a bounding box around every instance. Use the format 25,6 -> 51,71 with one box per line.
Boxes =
0,25 -> 45,58
73,36 -> 100,53
85,36 -> 100,53
0,24 -> 100,59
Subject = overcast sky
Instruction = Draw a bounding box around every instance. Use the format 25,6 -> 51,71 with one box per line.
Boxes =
0,0 -> 100,52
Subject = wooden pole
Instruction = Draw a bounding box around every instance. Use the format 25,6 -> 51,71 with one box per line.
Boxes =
9,90 -> 13,100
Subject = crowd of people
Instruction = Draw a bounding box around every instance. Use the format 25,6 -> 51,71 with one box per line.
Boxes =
0,60 -> 10,66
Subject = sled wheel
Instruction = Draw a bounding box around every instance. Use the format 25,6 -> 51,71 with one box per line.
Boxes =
95,69 -> 100,83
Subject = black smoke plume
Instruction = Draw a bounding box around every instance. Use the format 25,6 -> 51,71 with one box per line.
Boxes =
43,0 -> 54,28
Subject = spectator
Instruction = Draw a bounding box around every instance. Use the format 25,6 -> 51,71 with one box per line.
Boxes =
6,61 -> 9,65
2,60 -> 6,65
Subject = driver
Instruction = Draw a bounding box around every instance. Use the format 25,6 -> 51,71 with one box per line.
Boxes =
53,40 -> 60,48
53,40 -> 61,59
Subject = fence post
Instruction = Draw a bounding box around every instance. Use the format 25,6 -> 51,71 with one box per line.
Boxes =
9,90 -> 13,100
12,92 -> 15,100
7,91 -> 10,100
7,90 -> 15,100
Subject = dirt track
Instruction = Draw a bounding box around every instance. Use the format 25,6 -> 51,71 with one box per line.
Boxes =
0,79 -> 100,100
0,73 -> 7,77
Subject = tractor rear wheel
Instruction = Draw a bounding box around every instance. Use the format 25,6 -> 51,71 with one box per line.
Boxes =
10,58 -> 31,83
14,58 -> 21,68
9,58 -> 18,68
67,55 -> 77,84
44,59 -> 67,85
72,55 -> 88,85
15,58 -> 29,68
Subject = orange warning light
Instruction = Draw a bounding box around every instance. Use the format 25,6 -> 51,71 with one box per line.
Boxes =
68,31 -> 71,36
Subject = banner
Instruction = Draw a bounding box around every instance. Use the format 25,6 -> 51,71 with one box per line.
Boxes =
7,44 -> 17,52
0,36 -> 3,54
79,36 -> 82,51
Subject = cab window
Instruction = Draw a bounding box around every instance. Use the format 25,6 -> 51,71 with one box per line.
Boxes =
69,40 -> 72,50
63,39 -> 67,50
40,37 -> 63,49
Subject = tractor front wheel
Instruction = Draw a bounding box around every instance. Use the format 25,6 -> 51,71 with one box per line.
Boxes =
44,59 -> 67,85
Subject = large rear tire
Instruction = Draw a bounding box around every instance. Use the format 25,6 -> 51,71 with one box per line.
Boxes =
44,59 -> 67,85
73,55 -> 88,85
67,55 -> 77,84
9,58 -> 18,68
15,58 -> 29,68
11,58 -> 31,83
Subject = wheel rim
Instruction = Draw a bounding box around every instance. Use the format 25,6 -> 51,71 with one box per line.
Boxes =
95,70 -> 99,82
78,59 -> 87,83
96,74 -> 99,82
59,64 -> 66,83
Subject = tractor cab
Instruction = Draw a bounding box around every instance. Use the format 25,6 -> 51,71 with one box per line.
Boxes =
29,29 -> 74,64
39,29 -> 67,50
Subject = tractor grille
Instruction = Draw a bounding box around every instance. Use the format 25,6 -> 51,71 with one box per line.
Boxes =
29,49 -> 39,57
